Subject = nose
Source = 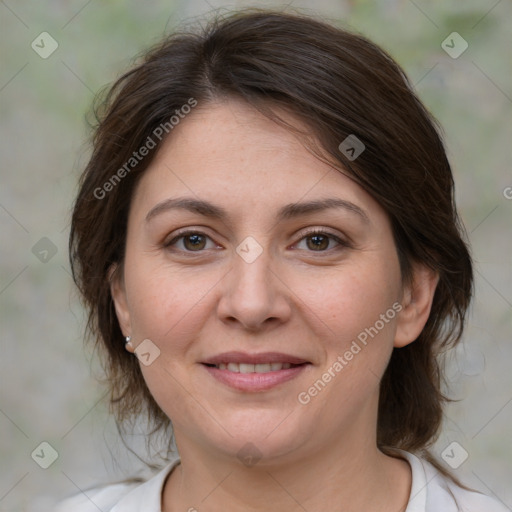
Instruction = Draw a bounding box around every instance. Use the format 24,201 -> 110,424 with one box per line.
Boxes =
216,246 -> 292,332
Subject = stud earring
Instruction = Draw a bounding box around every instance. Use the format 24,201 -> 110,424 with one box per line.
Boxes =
125,336 -> 133,351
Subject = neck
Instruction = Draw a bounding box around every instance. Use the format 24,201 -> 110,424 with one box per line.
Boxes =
162,433 -> 411,512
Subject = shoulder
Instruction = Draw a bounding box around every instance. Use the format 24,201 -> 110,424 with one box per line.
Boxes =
54,481 -> 140,512
54,459 -> 180,512
431,474 -> 509,512
398,450 -> 509,512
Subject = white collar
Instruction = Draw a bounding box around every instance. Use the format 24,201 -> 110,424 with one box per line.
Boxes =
111,458 -> 180,512
398,450 -> 430,511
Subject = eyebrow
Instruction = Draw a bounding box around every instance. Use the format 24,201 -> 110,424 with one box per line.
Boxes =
145,196 -> 370,224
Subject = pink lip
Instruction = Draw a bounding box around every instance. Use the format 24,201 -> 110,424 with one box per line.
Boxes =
202,351 -> 309,365
202,365 -> 310,392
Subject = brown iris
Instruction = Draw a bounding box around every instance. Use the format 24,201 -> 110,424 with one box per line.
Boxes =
306,234 -> 330,251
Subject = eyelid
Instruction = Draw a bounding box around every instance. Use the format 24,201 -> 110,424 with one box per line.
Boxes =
294,227 -> 350,243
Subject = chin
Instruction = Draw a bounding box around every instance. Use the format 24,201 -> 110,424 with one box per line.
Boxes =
194,409 -> 313,465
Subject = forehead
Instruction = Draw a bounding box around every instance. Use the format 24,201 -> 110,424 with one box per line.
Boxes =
130,99 -> 385,225
159,99 -> 323,176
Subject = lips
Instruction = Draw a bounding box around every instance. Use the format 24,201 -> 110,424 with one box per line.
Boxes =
202,351 -> 309,366
201,351 -> 311,391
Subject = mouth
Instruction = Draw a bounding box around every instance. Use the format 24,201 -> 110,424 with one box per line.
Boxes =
201,352 -> 311,391
204,361 -> 302,372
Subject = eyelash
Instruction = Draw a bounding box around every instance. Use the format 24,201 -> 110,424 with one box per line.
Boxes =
164,228 -> 349,255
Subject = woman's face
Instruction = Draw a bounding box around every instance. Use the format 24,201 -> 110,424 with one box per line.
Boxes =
112,99 -> 433,464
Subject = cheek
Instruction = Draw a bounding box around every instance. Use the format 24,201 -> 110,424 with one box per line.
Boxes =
296,258 -> 402,344
122,259 -> 223,421
123,258 -> 217,347
293,262 -> 402,425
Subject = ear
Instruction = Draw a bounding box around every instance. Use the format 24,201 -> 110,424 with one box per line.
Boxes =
394,263 -> 439,348
109,263 -> 133,352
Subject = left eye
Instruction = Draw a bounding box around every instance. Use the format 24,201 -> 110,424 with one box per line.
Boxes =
294,231 -> 344,252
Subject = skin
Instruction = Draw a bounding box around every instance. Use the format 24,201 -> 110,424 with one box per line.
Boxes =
111,99 -> 439,512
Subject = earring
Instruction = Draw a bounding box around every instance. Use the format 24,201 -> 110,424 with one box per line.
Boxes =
125,336 -> 131,344
125,336 -> 133,351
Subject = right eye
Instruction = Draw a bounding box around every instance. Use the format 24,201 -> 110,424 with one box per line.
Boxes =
164,230 -> 222,253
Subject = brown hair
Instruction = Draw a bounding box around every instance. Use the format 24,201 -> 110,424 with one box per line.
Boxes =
69,9 -> 473,470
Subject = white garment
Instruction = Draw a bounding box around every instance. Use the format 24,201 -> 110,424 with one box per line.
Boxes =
54,451 -> 508,511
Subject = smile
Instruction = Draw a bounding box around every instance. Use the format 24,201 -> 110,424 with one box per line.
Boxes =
202,364 -> 309,392
201,352 -> 311,392
209,362 -> 295,373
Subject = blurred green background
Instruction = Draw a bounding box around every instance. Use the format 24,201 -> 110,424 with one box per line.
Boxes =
1,1 -> 511,510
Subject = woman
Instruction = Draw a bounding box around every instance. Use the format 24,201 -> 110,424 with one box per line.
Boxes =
59,9 -> 507,512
